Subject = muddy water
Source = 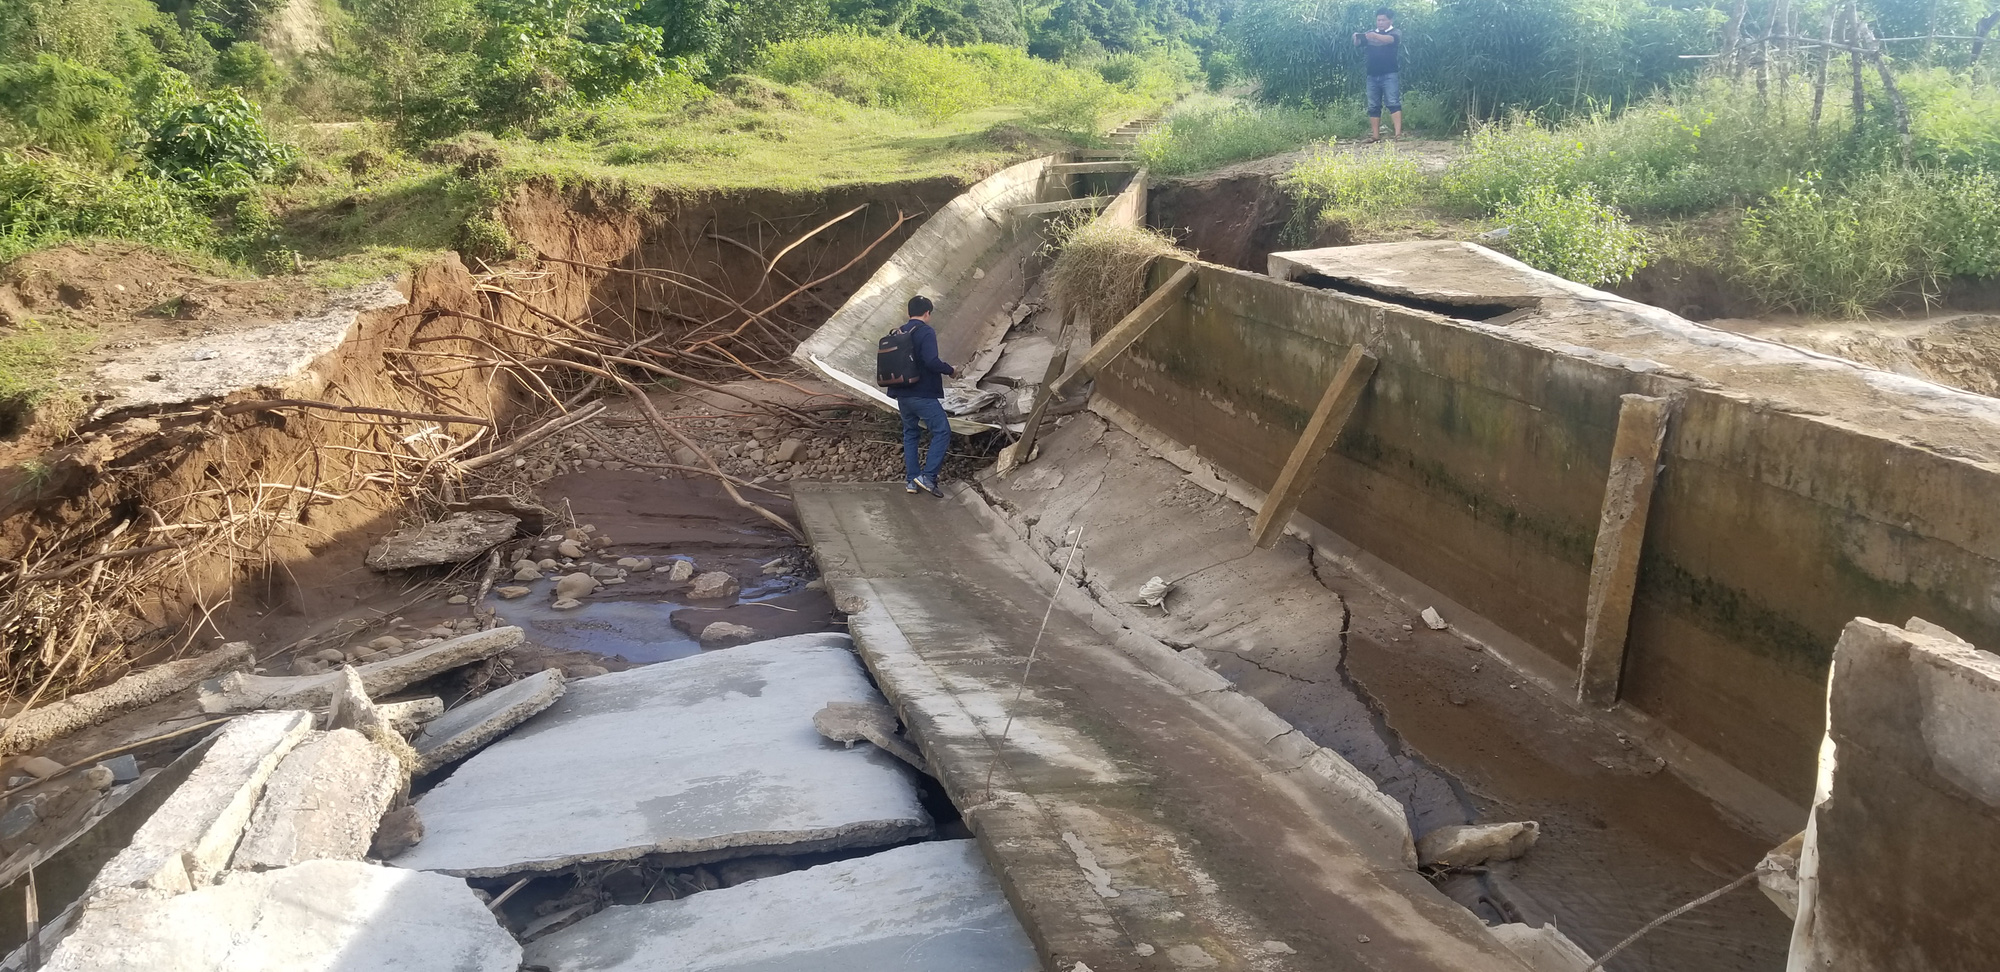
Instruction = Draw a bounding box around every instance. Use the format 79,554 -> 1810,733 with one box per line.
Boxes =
518,471 -> 840,661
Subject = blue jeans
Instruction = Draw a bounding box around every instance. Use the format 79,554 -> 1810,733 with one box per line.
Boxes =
1367,72 -> 1401,118
898,397 -> 951,482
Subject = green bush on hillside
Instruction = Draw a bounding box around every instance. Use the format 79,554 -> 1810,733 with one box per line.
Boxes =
1494,184 -> 1648,287
1281,143 -> 1424,231
1136,100 -> 1345,176
139,89 -> 293,190
1736,168 -> 2000,316
756,33 -> 1180,130
0,152 -> 212,261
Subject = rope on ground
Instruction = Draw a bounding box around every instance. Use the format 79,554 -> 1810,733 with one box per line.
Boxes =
1581,869 -> 1760,971
981,526 -> 1087,803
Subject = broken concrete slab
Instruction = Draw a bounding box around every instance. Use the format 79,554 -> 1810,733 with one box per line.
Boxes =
89,710 -> 312,894
377,696 -> 443,735
411,669 -> 565,776
365,510 -> 520,571
393,634 -> 930,877
522,840 -> 1037,972
231,729 -> 400,870
1416,821 -> 1540,868
199,627 -> 523,713
813,701 -> 927,773
44,859 -> 519,972
1789,618 -> 2000,970
88,281 -> 406,416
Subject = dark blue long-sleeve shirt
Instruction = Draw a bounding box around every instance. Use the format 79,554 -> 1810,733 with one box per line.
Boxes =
885,319 -> 954,400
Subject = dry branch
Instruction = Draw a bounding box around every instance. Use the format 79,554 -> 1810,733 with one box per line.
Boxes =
216,399 -> 494,427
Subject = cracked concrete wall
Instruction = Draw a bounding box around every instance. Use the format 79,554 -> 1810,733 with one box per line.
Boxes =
1089,256 -> 2000,808
1789,619 -> 2000,971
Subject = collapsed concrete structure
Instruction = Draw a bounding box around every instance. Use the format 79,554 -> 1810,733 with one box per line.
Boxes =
795,154 -> 2000,970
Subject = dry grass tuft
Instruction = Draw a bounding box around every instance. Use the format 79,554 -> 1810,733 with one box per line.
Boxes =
1046,219 -> 1190,335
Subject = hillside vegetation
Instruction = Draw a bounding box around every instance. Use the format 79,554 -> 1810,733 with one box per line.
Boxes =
7,0 -> 2000,316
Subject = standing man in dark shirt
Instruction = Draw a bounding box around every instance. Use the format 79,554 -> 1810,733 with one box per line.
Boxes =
885,295 -> 958,496
1353,8 -> 1402,143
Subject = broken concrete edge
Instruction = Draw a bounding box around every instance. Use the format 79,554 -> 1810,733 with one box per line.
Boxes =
87,281 -> 408,419
941,481 -> 1418,866
825,576 -> 1132,969
199,626 -> 525,713
0,642 -> 256,755
407,822 -> 935,880
88,710 -> 314,895
44,860 -> 521,972
1083,393 -> 1809,843
230,728 -> 401,871
793,153 -> 1055,435
411,668 -> 566,776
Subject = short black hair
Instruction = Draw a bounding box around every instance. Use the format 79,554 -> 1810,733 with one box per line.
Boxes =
1376,7 -> 1394,18
908,295 -> 934,317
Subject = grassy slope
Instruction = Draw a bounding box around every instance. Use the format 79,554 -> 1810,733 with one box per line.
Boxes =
271,87 -> 1069,288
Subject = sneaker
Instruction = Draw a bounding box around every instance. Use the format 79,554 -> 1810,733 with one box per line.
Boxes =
906,479 -> 920,494
916,476 -> 944,497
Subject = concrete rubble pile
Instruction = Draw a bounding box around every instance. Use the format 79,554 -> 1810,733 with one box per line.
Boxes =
5,620 -> 1043,972
10,627 -> 564,970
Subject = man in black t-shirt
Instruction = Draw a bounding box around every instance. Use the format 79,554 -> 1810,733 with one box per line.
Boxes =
1352,7 -> 1402,142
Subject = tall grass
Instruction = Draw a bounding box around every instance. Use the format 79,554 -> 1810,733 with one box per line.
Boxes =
756,34 -> 1183,131
1441,79 -> 1837,217
1136,99 -> 1345,176
1735,168 -> 2000,316
0,151 -> 213,262
1281,143 -> 1424,231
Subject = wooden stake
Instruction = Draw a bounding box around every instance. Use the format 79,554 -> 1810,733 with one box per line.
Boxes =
1577,394 -> 1671,709
1249,346 -> 1377,549
1812,5 -> 1835,134
994,347 -> 1070,478
1051,262 -> 1196,398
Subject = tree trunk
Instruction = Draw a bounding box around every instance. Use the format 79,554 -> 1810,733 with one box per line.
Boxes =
1858,17 -> 1915,164
1811,5 -> 1835,135
1724,0 -> 1752,78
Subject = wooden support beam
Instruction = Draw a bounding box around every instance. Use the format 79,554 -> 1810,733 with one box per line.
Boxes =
1049,161 -> 1141,175
1576,394 -> 1672,709
993,347 -> 1070,478
1249,345 -> 1378,549
1050,263 -> 1196,398
1011,196 -> 1115,218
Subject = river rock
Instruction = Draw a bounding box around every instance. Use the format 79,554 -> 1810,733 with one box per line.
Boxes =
557,540 -> 586,559
1416,821 -> 1540,868
667,560 -> 696,582
554,573 -> 599,600
687,572 -> 739,600
551,598 -> 583,611
513,565 -> 542,582
698,622 -> 757,646
616,557 -> 651,570
365,511 -> 520,571
495,586 -> 531,600
372,806 -> 424,858
368,636 -> 404,652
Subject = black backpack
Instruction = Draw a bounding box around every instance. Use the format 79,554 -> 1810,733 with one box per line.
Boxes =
877,322 -> 921,387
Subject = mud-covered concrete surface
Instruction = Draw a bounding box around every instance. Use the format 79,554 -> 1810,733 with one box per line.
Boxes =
981,413 -> 1791,971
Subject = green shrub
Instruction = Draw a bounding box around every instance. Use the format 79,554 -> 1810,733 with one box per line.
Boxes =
213,42 -> 287,99
1135,99 -> 1344,176
756,33 -> 1171,128
1734,173 -> 1924,317
1281,143 -> 1424,231
139,89 -> 293,190
1494,184 -> 1648,286
0,55 -> 134,162
0,151 -> 212,261
1734,167 -> 2000,316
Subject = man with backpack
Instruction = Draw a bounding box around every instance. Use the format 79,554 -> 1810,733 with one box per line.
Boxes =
877,295 -> 959,496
